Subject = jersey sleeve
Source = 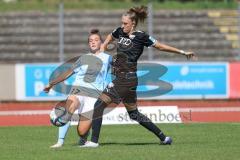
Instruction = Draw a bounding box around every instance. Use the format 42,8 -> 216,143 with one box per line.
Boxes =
143,33 -> 157,47
71,57 -> 82,73
111,27 -> 121,39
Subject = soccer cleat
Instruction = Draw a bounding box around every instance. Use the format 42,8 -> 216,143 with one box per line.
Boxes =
160,136 -> 172,145
79,141 -> 99,148
50,142 -> 63,148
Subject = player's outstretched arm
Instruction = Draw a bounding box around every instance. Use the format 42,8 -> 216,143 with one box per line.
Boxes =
153,41 -> 197,60
43,69 -> 74,93
100,34 -> 114,52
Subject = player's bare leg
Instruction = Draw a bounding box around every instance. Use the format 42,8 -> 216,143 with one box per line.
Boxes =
77,115 -> 92,145
50,96 -> 80,148
58,95 -> 80,124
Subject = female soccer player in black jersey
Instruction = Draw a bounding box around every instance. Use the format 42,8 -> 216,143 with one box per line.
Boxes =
82,6 -> 196,147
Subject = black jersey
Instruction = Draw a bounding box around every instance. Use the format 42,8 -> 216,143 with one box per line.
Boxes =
111,27 -> 156,72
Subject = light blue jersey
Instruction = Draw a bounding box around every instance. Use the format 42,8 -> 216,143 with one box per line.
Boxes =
54,52 -> 112,147
72,52 -> 111,92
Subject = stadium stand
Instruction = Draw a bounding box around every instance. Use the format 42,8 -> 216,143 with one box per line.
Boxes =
208,11 -> 239,49
0,10 -> 239,63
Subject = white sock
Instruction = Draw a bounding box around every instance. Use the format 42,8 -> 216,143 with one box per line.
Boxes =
57,121 -> 71,144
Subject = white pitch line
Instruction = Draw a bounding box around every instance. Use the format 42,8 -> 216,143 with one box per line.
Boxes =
0,110 -> 51,116
179,107 -> 240,112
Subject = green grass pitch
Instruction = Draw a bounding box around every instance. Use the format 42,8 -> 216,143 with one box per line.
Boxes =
0,123 -> 240,160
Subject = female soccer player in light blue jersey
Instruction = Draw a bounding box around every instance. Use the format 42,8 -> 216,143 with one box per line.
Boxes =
44,29 -> 112,148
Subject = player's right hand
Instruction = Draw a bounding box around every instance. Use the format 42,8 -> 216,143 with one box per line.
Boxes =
185,51 -> 198,61
43,84 -> 52,93
106,42 -> 117,52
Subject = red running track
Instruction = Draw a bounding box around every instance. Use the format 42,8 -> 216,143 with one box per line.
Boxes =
0,100 -> 240,126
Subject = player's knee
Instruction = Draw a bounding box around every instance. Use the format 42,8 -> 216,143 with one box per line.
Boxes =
124,103 -> 137,111
127,109 -> 139,120
128,109 -> 150,123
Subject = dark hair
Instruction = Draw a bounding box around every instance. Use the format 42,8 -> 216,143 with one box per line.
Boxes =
123,5 -> 148,27
88,29 -> 103,42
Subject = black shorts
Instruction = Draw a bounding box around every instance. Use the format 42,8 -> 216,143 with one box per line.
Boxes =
103,72 -> 138,104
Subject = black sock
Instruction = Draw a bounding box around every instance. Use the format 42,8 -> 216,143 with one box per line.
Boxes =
91,99 -> 108,143
128,109 -> 166,141
79,131 -> 89,145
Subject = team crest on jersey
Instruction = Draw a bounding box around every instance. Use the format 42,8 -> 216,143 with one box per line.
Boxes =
117,37 -> 133,51
107,82 -> 114,88
105,82 -> 114,93
129,34 -> 135,39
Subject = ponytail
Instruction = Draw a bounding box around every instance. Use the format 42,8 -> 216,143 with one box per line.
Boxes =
124,5 -> 148,27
